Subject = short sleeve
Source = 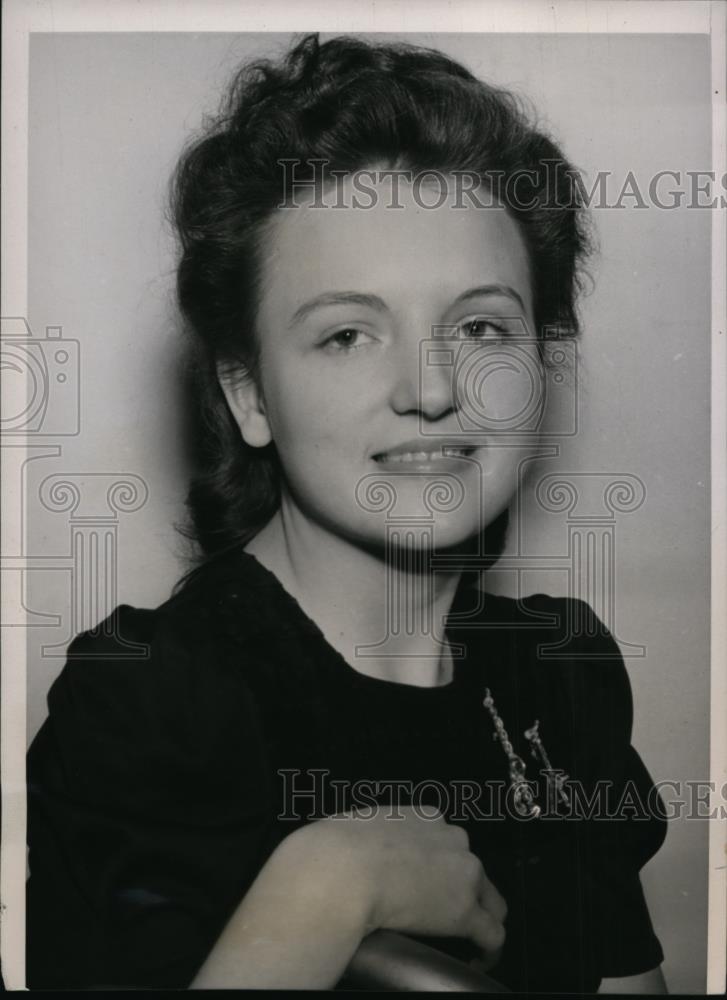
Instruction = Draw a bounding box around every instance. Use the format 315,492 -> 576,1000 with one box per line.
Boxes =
565,599 -> 667,980
26,603 -> 281,989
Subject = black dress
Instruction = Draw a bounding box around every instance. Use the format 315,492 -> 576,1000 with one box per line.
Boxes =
26,546 -> 666,991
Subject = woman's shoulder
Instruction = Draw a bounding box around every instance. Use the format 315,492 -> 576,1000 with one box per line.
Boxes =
32,550 -> 275,814
44,548 -> 269,716
470,588 -> 635,736
42,546 -> 299,742
61,546 -> 273,662
478,587 -> 613,633
475,588 -> 625,655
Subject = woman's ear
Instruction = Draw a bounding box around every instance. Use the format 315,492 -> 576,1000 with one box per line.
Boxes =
216,363 -> 273,449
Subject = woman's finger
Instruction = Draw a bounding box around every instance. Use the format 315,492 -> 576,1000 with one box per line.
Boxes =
444,821 -> 470,850
477,870 -> 508,924
464,905 -> 506,964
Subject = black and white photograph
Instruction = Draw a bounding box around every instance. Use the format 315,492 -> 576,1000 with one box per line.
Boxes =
2,0 -> 725,993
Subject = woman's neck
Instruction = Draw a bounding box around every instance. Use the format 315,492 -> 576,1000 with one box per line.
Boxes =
244,505 -> 463,687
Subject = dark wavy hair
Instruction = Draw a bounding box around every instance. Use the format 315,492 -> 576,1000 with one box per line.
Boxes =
170,32 -> 591,562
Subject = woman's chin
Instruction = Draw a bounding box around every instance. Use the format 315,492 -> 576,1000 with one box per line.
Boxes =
340,511 -> 507,561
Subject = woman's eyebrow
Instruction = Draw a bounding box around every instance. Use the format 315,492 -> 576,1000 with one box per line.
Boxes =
288,291 -> 388,328
451,284 -> 527,312
287,284 -> 526,329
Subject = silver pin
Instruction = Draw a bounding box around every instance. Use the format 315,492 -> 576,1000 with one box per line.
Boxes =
524,720 -> 570,808
483,688 -> 541,819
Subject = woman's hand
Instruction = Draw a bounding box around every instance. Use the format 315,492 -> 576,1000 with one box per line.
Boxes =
191,806 -> 506,989
283,804 -> 507,969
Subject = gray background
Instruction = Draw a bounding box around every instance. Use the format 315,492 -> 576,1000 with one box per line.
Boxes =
25,32 -> 710,992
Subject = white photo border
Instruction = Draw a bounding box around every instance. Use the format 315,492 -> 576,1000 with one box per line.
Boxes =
2,0 -> 724,992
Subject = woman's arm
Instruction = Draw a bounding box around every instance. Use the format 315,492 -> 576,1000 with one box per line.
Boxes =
191,808 -> 507,990
599,966 -> 667,994
190,826 -> 369,989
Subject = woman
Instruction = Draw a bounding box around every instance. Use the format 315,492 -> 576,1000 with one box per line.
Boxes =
26,33 -> 667,992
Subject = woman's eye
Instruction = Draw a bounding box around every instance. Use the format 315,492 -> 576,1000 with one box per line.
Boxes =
459,318 -> 507,340
323,328 -> 372,351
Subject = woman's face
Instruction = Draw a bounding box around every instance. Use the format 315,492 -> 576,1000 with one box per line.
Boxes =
223,173 -> 542,551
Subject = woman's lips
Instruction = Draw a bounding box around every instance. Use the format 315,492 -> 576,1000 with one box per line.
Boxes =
372,443 -> 480,468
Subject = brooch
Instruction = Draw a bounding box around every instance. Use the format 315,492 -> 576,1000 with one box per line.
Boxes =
483,688 -> 570,818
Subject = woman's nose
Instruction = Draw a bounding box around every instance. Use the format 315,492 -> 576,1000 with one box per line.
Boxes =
388,332 -> 457,421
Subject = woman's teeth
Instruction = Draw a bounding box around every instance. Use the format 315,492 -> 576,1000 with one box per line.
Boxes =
375,448 -> 473,463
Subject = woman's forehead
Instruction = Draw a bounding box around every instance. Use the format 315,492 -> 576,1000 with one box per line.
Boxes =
259,173 -> 533,318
